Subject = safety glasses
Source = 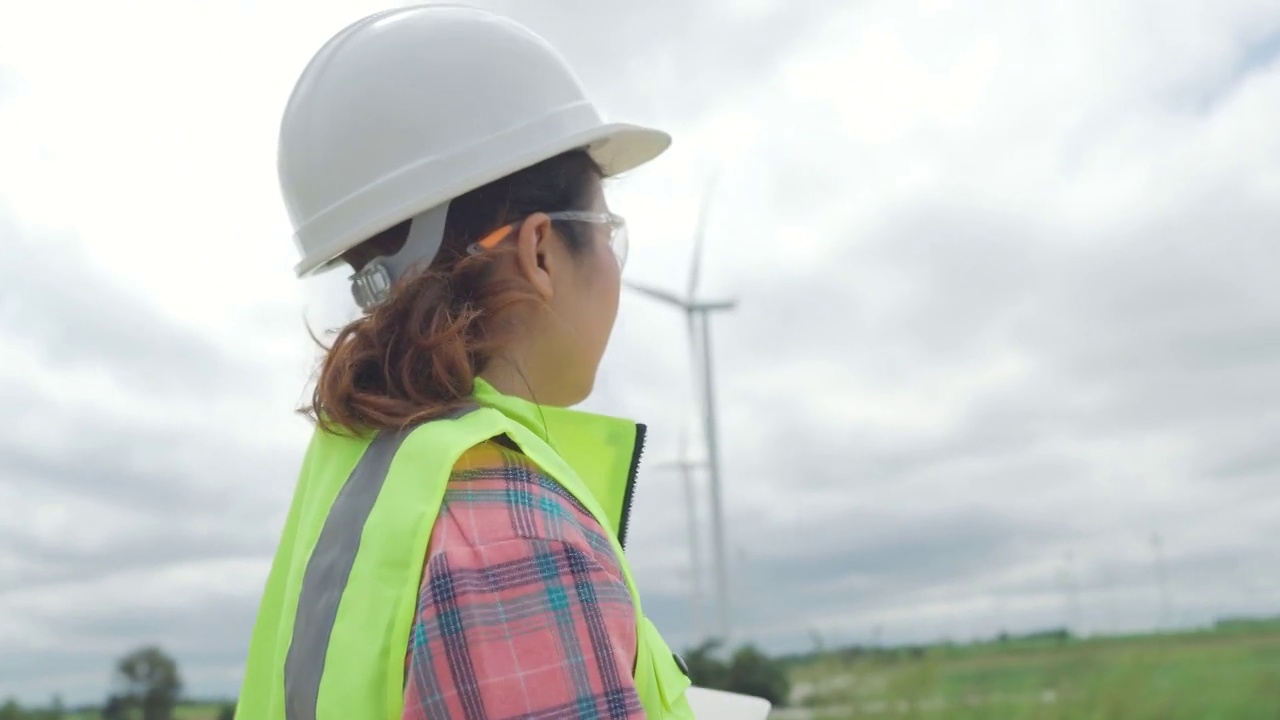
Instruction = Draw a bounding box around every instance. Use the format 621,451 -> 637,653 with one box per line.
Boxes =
468,211 -> 629,270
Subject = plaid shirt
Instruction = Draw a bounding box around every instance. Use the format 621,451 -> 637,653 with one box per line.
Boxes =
402,440 -> 645,720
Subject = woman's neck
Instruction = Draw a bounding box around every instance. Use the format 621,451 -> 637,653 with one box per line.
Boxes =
480,353 -> 580,408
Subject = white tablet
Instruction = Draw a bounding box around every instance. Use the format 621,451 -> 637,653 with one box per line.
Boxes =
684,687 -> 773,720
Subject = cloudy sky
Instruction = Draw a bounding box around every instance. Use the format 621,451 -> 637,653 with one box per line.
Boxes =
2,0 -> 1279,705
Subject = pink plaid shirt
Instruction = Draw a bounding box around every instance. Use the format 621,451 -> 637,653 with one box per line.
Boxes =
402,440 -> 645,719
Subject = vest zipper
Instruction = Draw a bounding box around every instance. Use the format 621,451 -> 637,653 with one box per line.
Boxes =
617,423 -> 646,551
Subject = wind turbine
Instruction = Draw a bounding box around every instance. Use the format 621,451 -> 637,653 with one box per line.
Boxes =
1151,533 -> 1172,631
652,427 -> 708,643
627,175 -> 737,641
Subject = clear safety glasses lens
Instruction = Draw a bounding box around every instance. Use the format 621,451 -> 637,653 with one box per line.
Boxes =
546,211 -> 628,271
468,211 -> 629,270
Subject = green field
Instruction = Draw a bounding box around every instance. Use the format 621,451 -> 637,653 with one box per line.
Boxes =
63,704 -> 229,720
40,621 -> 1280,719
784,621 -> 1280,719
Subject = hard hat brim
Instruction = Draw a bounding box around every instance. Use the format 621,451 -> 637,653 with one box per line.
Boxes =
293,122 -> 670,278
584,123 -> 672,179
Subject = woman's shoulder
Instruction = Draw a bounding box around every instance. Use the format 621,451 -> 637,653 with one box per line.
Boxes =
431,438 -> 616,559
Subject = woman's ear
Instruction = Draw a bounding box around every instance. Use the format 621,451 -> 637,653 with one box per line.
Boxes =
515,212 -> 555,300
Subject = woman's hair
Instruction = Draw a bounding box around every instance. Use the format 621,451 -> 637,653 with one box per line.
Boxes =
306,150 -> 603,434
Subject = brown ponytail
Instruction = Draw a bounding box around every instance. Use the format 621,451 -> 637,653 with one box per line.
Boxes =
305,150 -> 602,434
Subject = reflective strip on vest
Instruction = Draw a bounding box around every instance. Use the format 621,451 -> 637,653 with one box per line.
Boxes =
284,406 -> 474,720
283,429 -> 407,720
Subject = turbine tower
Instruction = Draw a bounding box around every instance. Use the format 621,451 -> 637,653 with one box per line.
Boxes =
652,428 -> 707,643
626,175 -> 737,641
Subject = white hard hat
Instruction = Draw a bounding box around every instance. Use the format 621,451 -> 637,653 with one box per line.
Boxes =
279,4 -> 671,295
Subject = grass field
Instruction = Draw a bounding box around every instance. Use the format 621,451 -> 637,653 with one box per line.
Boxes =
64,704 -> 229,720
782,620 -> 1280,719
48,621 -> 1280,719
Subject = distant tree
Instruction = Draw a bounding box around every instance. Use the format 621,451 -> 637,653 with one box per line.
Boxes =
681,641 -> 791,706
725,645 -> 790,707
101,695 -> 126,720
114,646 -> 183,720
48,694 -> 64,720
0,699 -> 22,720
833,645 -> 858,664
217,704 -> 236,720
682,640 -> 729,691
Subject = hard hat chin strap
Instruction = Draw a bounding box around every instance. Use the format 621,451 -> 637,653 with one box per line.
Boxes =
350,202 -> 451,311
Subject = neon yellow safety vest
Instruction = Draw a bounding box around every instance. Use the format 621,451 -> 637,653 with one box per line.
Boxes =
237,379 -> 695,719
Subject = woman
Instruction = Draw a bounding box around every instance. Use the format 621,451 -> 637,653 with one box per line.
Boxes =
237,5 -> 694,720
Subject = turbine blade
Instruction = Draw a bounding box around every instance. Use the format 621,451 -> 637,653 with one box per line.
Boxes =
624,280 -> 688,307
686,309 -> 700,394
688,170 -> 720,299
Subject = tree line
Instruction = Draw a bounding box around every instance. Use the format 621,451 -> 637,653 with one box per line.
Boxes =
681,641 -> 791,706
0,646 -> 232,720
3,640 -> 792,716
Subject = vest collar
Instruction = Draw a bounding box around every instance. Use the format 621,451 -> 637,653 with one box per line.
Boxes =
472,378 -> 645,547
